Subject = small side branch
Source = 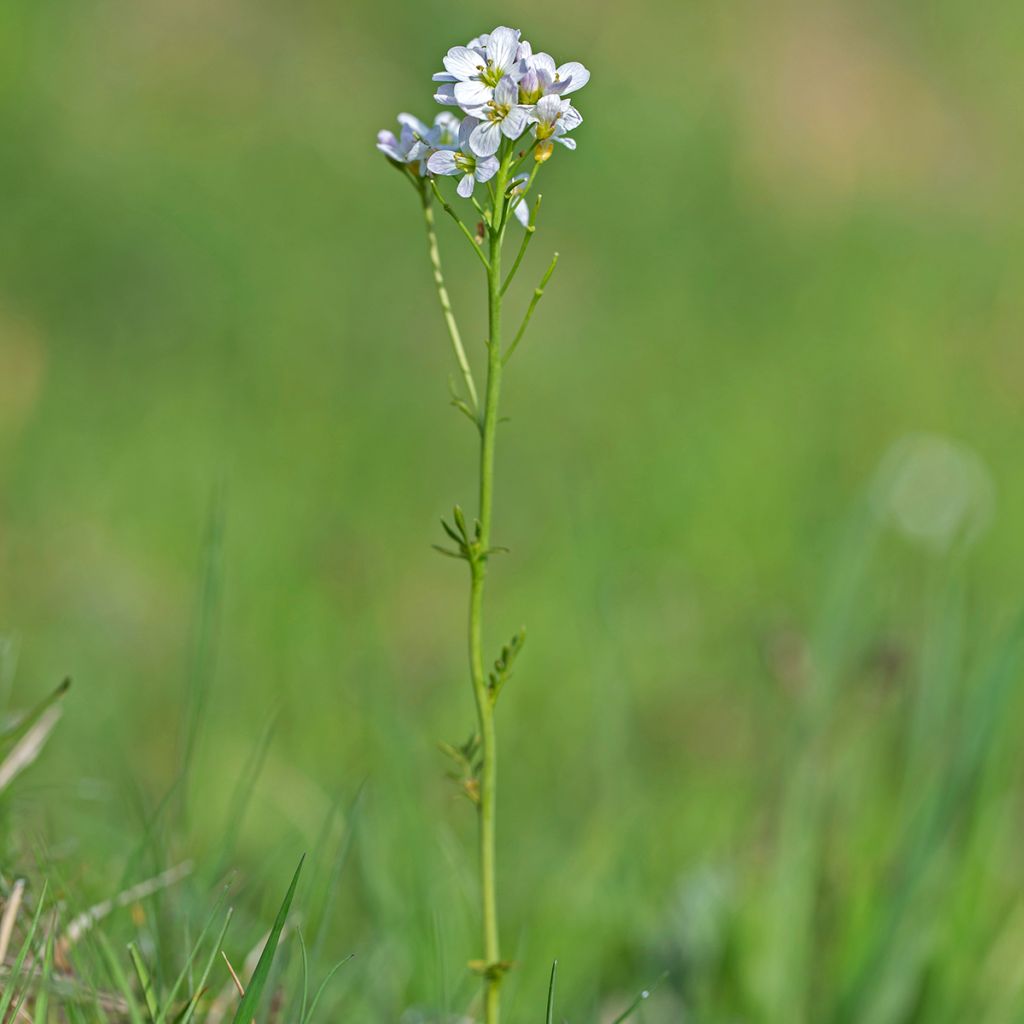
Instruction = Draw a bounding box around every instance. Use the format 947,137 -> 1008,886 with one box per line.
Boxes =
501,192 -> 542,296
421,189 -> 479,412
503,253 -> 559,365
431,179 -> 490,271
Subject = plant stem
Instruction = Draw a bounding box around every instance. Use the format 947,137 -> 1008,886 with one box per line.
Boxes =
469,148 -> 513,1024
420,186 -> 479,411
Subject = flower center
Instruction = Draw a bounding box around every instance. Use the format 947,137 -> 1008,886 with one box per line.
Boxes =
486,98 -> 511,123
535,110 -> 561,140
454,152 -> 475,173
479,61 -> 504,88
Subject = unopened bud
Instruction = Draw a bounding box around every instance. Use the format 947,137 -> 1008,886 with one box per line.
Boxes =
535,141 -> 554,163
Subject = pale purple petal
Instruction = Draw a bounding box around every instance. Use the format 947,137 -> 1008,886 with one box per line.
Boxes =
556,62 -> 590,94
432,71 -> 457,82
475,155 -> 499,182
469,118 -> 503,157
454,79 -> 492,110
444,46 -> 486,80
531,53 -> 557,77
458,116 -> 480,149
553,135 -> 577,150
457,172 -> 475,198
560,104 -> 583,131
512,196 -> 530,226
434,82 -> 458,105
517,39 -> 533,61
493,77 -> 518,106
535,94 -> 562,124
398,113 -> 430,137
427,150 -> 459,175
376,130 -> 404,161
501,105 -> 530,140
487,27 -> 521,73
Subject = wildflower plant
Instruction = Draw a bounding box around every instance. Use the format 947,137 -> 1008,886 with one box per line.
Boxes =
377,24 -> 589,1024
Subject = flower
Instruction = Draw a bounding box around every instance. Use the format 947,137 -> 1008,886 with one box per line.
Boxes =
516,52 -> 590,104
377,112 -> 461,175
426,117 -> 499,197
433,26 -> 526,113
466,77 -> 530,157
529,94 -> 583,151
377,113 -> 430,169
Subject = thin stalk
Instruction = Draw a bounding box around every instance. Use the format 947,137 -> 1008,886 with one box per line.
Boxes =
503,252 -> 559,365
468,144 -> 514,1024
430,178 -> 490,270
421,186 -> 479,411
501,191 -> 542,296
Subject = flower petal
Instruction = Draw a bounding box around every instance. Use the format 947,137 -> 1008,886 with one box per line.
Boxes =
444,46 -> 486,80
475,155 -> 499,182
458,115 -> 479,149
376,132 -> 404,161
511,195 -> 530,226
553,135 -> 577,150
427,150 -> 459,175
454,79 -> 492,111
434,82 -> 458,105
535,94 -> 562,124
501,105 -> 530,140
398,113 -> 430,137
560,103 -> 583,131
556,62 -> 590,94
457,172 -> 475,198
487,26 -> 521,72
493,76 -> 518,106
531,53 -> 557,77
469,118 -> 502,157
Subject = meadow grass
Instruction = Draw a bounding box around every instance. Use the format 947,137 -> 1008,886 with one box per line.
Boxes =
3,0 -> 1024,1020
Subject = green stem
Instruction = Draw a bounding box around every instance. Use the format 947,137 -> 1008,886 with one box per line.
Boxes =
469,146 -> 514,1024
420,186 -> 479,411
503,252 -> 559,365
430,178 -> 490,270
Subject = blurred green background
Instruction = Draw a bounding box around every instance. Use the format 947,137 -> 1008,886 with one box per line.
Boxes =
3,0 -> 1024,1020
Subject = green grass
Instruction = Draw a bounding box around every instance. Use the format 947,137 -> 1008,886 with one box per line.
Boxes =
2,0 -> 1024,1019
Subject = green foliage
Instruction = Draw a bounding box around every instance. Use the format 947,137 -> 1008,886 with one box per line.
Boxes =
3,0 -> 1024,1021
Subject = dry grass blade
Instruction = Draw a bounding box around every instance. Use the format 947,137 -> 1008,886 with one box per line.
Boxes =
61,860 -> 194,952
0,706 -> 62,794
221,950 -> 246,998
0,878 -> 26,963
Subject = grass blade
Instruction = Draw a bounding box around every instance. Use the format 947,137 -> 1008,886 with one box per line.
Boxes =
545,960 -> 557,1024
156,886 -> 230,1024
0,880 -> 49,1020
94,929 -> 146,1024
179,908 -> 234,1024
229,855 -> 304,1024
300,953 -> 354,1024
33,918 -> 56,1024
129,942 -> 160,1022
609,973 -> 666,1024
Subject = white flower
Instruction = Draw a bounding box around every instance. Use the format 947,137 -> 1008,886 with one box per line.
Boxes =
426,117 -> 500,198
516,52 -> 590,104
376,112 -> 461,175
529,95 -> 583,151
433,26 -> 525,113
466,77 -> 531,157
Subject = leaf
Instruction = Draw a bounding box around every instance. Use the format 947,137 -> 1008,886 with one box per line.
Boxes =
229,855 -> 304,1024
0,880 -> 48,1022
545,960 -> 557,1024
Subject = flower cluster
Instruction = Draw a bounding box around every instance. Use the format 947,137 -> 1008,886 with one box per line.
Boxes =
377,26 -> 589,198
